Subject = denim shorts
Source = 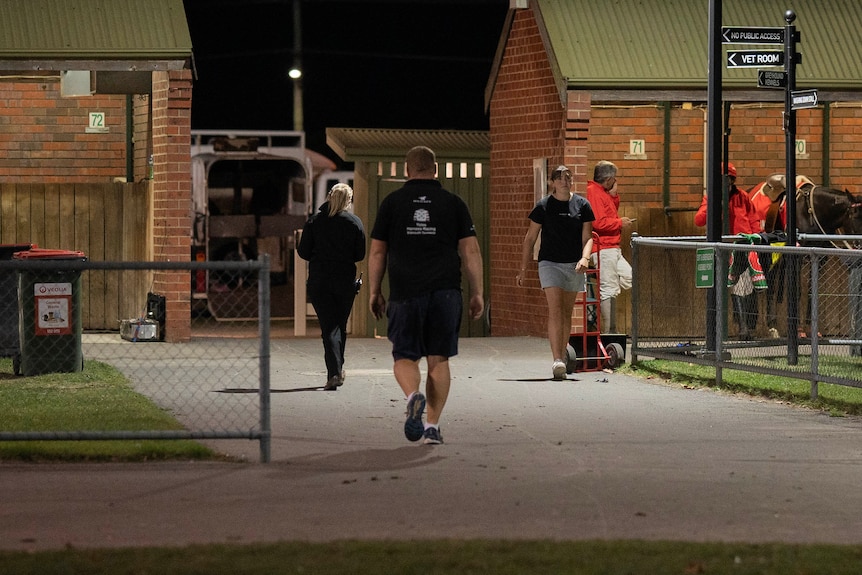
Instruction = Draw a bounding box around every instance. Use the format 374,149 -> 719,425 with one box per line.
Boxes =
538,260 -> 586,292
386,289 -> 462,361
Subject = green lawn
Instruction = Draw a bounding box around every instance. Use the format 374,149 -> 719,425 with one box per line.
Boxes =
2,540 -> 862,575
0,358 -> 215,461
624,358 -> 862,417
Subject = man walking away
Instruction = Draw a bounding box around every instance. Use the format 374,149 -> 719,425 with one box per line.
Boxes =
368,146 -> 484,445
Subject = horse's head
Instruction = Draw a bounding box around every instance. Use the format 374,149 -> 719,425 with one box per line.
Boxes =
796,185 -> 858,236
797,185 -> 862,249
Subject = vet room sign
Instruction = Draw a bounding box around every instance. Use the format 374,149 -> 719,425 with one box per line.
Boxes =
695,248 -> 714,289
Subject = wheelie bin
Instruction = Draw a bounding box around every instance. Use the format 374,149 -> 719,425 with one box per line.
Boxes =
0,243 -> 33,373
14,248 -> 87,376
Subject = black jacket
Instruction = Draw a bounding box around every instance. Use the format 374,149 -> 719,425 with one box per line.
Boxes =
297,202 -> 366,290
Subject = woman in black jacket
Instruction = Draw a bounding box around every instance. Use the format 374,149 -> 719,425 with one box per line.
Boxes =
297,183 -> 366,390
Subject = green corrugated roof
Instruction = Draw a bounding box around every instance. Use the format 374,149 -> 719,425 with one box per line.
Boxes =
535,0 -> 862,89
0,0 -> 192,63
326,128 -> 490,162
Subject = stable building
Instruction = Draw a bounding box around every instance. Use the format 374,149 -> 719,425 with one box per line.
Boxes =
486,0 -> 862,337
0,0 -> 194,340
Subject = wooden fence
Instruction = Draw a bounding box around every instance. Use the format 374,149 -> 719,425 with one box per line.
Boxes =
0,182 -> 151,330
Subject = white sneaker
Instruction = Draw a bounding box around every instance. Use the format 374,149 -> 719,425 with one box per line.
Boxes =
552,360 -> 567,380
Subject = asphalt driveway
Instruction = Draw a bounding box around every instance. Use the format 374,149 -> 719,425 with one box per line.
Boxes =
2,336 -> 862,550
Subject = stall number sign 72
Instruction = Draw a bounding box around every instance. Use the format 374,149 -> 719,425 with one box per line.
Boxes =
88,112 -> 108,133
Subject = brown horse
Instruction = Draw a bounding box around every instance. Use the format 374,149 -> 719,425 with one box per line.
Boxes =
748,182 -> 862,338
796,183 -> 862,241
794,184 -> 862,336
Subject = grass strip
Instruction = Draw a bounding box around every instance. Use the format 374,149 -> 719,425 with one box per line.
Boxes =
2,540 -> 862,575
0,358 -> 216,461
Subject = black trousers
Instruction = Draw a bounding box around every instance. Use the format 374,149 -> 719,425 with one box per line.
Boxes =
308,285 -> 356,380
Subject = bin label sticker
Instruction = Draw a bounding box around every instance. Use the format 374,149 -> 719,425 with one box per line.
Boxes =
34,283 -> 72,335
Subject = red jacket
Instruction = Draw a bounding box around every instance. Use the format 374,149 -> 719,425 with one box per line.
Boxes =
586,180 -> 622,252
694,187 -> 760,234
747,182 -> 786,232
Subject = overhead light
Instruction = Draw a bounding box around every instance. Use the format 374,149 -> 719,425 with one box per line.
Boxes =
288,67 -> 302,80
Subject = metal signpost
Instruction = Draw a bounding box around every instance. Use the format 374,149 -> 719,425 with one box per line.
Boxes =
783,11 -> 802,363
722,11 -> 807,363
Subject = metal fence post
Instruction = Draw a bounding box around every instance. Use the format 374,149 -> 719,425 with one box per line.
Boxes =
630,234 -> 639,363
258,253 -> 272,463
810,253 -> 820,399
715,242 -> 726,386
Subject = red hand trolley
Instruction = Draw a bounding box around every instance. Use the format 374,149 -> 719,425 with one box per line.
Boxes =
566,233 -> 626,373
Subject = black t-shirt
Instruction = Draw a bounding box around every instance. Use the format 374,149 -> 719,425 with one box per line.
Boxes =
528,194 -> 595,263
371,179 -> 477,301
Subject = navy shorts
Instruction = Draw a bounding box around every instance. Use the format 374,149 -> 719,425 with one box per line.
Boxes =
386,289 -> 463,361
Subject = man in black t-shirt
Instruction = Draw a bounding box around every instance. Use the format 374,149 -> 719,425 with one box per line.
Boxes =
369,146 -> 484,445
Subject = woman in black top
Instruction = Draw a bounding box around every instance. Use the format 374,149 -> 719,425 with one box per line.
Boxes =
516,165 -> 595,380
298,183 -> 366,390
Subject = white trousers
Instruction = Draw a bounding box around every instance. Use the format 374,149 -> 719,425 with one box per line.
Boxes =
593,247 -> 632,301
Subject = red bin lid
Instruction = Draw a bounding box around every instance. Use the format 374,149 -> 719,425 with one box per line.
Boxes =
13,248 -> 86,260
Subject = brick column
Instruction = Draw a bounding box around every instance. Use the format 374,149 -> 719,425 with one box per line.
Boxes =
150,69 -> 192,341
565,90 -> 591,195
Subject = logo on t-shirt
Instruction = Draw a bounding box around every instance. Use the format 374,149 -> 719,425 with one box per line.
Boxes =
407,208 -> 436,236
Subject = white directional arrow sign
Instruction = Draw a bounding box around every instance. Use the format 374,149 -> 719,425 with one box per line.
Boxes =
727,50 -> 784,68
721,27 -> 785,44
791,89 -> 818,110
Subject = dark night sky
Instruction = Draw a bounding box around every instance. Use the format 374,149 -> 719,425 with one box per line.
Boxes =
182,0 -> 509,166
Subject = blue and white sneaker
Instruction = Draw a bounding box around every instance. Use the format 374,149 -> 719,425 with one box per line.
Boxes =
422,426 -> 443,445
404,392 -> 426,442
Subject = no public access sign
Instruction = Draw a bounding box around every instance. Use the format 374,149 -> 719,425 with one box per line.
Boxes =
727,50 -> 784,68
721,27 -> 785,44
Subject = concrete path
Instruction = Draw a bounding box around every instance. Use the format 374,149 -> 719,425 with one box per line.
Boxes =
2,336 -> 862,550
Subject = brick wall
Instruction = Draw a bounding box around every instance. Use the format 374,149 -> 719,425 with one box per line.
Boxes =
489,9 -> 567,338
134,94 -> 154,183
150,69 -> 193,342
0,76 -> 128,183
489,8 -> 862,339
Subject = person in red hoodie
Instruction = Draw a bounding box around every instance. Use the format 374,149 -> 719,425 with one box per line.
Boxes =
586,161 -> 634,333
694,163 -> 765,340
746,173 -> 809,338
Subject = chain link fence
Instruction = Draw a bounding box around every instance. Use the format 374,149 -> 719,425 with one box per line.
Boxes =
631,234 -> 862,396
0,257 -> 273,462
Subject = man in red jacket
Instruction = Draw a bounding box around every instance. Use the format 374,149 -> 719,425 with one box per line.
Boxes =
586,161 -> 634,332
746,173 -> 811,338
693,163 -> 764,340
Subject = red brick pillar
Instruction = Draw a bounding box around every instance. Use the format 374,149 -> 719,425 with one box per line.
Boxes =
566,90 -> 591,195
151,69 -> 192,342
